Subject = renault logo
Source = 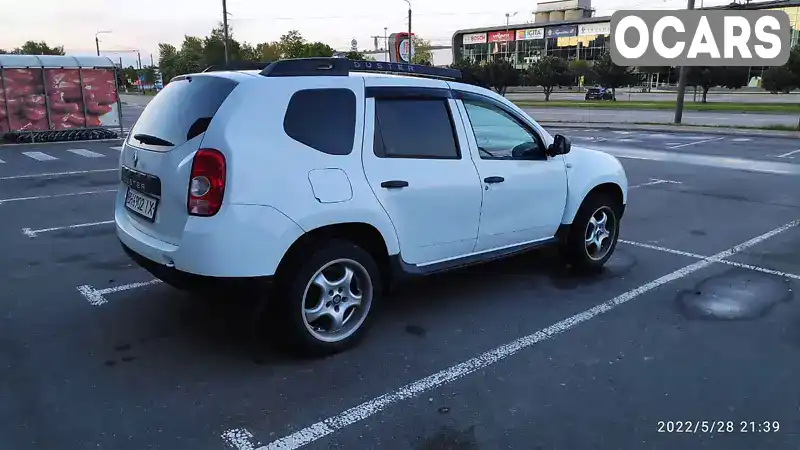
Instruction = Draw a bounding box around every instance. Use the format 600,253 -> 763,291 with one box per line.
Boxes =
132,150 -> 139,168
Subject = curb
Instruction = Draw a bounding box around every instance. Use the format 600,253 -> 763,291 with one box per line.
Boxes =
0,138 -> 123,148
540,122 -> 800,139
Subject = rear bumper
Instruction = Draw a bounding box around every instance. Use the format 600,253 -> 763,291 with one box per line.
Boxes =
120,240 -> 272,292
115,201 -> 305,278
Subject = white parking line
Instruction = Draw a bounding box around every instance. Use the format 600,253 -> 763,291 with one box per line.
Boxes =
222,429 -> 258,450
246,220 -> 799,450
67,149 -> 105,158
731,138 -> 752,142
620,239 -> 800,281
668,137 -> 724,149
0,189 -> 116,205
0,158 -> 5,164
0,168 -> 116,181
629,179 -> 682,189
777,149 -> 800,159
77,279 -> 162,306
110,146 -> 123,151
22,151 -> 57,161
22,220 -> 114,238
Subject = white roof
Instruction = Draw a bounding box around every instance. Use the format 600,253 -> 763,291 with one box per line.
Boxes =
0,55 -> 117,69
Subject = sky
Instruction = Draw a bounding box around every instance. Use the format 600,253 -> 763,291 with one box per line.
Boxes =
0,0 -> 736,66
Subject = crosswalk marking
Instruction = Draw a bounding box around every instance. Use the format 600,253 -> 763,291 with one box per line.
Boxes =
67,149 -> 104,158
22,151 -> 57,161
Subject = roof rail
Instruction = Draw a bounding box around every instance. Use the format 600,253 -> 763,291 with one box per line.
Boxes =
202,61 -> 273,72
258,57 -> 462,81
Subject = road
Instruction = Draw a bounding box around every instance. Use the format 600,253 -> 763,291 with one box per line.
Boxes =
1,123 -> 800,449
507,91 -> 800,103
524,107 -> 799,128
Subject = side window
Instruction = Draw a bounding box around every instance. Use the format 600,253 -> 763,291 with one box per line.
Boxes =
284,88 -> 356,155
462,99 -> 545,160
374,98 -> 460,159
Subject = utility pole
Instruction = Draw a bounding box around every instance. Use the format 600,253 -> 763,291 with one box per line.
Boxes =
96,36 -> 100,56
137,51 -> 143,93
673,0 -> 695,124
384,27 -> 388,61
222,0 -> 230,69
403,0 -> 412,64
150,54 -> 154,67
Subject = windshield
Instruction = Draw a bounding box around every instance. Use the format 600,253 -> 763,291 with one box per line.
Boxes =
127,75 -> 237,151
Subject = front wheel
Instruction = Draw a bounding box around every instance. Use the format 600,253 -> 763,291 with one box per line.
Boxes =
560,194 -> 621,271
270,240 -> 381,356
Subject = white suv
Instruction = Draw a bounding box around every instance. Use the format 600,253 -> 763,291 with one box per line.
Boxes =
116,58 -> 628,355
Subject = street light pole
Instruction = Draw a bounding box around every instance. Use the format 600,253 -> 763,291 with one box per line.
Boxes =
222,0 -> 230,69
674,0 -> 695,124
95,30 -> 111,56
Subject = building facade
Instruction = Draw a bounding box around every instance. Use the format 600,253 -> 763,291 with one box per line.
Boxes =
451,0 -> 800,86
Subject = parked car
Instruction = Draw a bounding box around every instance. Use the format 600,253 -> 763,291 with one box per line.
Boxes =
585,87 -> 614,100
116,58 -> 628,356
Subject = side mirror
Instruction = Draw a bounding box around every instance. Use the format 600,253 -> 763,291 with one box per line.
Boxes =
548,134 -> 571,157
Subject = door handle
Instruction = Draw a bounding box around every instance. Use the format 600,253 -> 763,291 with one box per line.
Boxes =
483,176 -> 505,184
381,180 -> 409,189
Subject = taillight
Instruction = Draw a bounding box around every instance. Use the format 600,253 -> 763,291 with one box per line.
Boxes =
188,148 -> 226,217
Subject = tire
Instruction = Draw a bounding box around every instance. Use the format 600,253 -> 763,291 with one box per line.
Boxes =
268,239 -> 381,356
560,193 -> 621,271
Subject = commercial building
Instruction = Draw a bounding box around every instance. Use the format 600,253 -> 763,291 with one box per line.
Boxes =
451,0 -> 800,86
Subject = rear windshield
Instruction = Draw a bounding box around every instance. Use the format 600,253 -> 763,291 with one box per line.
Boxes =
127,75 -> 238,151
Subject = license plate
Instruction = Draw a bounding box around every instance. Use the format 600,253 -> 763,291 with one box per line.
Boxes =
125,188 -> 159,221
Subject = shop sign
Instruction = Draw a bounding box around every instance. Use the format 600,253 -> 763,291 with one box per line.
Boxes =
515,28 -> 545,41
462,33 -> 487,45
487,30 -> 515,43
578,22 -> 611,36
546,25 -> 577,38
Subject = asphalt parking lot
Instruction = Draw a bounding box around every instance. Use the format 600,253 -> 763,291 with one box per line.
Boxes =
1,126 -> 799,450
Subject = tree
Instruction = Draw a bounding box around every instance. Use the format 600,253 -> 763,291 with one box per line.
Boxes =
178,35 -> 205,75
592,52 -> 637,100
143,66 -> 156,86
411,36 -> 433,65
344,51 -> 365,60
256,42 -> 282,62
157,43 -> 180,83
279,30 -> 307,59
122,66 -> 138,86
450,59 -> 488,88
12,40 -> 64,55
761,66 -> 796,93
483,59 -> 520,96
239,43 -> 259,62
524,56 -> 572,101
300,42 -> 335,58
687,66 -> 748,103
0,49 -> 7,54
568,59 -> 593,86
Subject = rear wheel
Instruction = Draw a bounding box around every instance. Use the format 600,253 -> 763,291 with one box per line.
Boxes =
560,193 -> 621,271
269,240 -> 381,356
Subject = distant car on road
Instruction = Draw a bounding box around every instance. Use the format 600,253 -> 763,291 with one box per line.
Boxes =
116,58 -> 628,356
585,87 -> 614,101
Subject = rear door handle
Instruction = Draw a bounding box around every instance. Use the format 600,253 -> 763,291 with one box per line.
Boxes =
484,176 -> 505,184
381,180 -> 409,189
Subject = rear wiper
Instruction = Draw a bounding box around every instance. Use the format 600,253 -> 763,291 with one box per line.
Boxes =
133,133 -> 174,147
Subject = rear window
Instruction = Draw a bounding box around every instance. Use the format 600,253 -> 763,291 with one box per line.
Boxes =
127,75 -> 238,151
